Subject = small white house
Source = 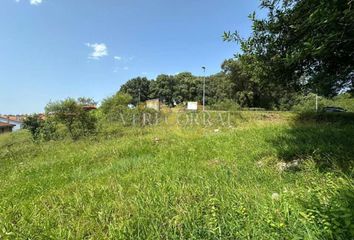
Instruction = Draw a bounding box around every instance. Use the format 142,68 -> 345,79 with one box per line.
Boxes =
0,122 -> 15,134
0,117 -> 23,131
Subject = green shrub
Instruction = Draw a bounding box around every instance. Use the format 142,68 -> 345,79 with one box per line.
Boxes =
37,118 -> 61,141
22,114 -> 60,141
45,98 -> 97,140
21,114 -> 43,139
292,93 -> 354,112
100,93 -> 133,120
291,93 -> 329,112
210,100 -> 241,111
332,93 -> 354,112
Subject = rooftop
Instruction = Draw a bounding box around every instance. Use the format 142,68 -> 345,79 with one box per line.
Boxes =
0,115 -> 24,123
0,122 -> 16,128
82,105 -> 97,111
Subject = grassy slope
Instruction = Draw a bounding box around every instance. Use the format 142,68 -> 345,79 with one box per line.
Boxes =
0,112 -> 353,239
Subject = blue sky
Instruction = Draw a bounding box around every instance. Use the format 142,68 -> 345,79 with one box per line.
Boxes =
0,0 -> 264,114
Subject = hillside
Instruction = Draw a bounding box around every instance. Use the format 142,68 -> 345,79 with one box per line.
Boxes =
0,112 -> 353,239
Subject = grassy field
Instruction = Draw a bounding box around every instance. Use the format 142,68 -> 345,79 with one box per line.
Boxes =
0,112 -> 353,239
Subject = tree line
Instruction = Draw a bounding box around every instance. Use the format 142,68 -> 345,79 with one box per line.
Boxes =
118,69 -> 250,109
119,0 -> 353,109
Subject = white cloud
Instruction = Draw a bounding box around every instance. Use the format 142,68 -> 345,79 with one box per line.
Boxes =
14,0 -> 44,5
30,0 -> 43,5
86,43 -> 108,60
113,56 -> 135,62
113,66 -> 129,73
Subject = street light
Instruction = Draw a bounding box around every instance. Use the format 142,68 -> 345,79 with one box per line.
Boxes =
138,88 -> 141,104
202,66 -> 206,111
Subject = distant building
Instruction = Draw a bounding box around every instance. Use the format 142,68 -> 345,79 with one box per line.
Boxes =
0,116 -> 23,131
0,122 -> 15,134
146,99 -> 160,111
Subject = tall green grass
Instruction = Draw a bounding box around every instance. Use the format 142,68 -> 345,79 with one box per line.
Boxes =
0,112 -> 353,239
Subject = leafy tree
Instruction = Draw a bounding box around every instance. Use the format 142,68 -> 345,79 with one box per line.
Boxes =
45,98 -> 97,140
225,0 -> 354,98
174,72 -> 197,103
100,92 -> 132,118
221,59 -> 257,107
149,74 -> 177,106
119,77 -> 150,105
207,72 -> 233,104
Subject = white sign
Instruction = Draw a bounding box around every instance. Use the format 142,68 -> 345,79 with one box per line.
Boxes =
187,102 -> 198,110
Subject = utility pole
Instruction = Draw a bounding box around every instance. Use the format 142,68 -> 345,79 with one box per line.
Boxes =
138,88 -> 141,104
202,66 -> 206,111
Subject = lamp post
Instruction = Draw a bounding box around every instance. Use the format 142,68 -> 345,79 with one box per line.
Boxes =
138,88 -> 141,104
202,66 -> 206,111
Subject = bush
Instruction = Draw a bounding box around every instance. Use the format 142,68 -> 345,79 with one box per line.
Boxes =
332,93 -> 354,112
100,93 -> 132,121
22,114 -> 66,141
45,98 -> 97,140
37,118 -> 62,141
210,100 -> 241,111
22,114 -> 43,140
100,92 -> 165,127
292,93 -> 354,113
291,93 -> 329,112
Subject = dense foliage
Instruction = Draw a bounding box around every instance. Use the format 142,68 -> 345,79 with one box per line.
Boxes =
44,98 -> 97,140
118,70 -> 267,109
100,93 -> 132,117
119,73 -> 205,107
118,71 -> 353,111
22,114 -> 43,139
225,0 -> 354,99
